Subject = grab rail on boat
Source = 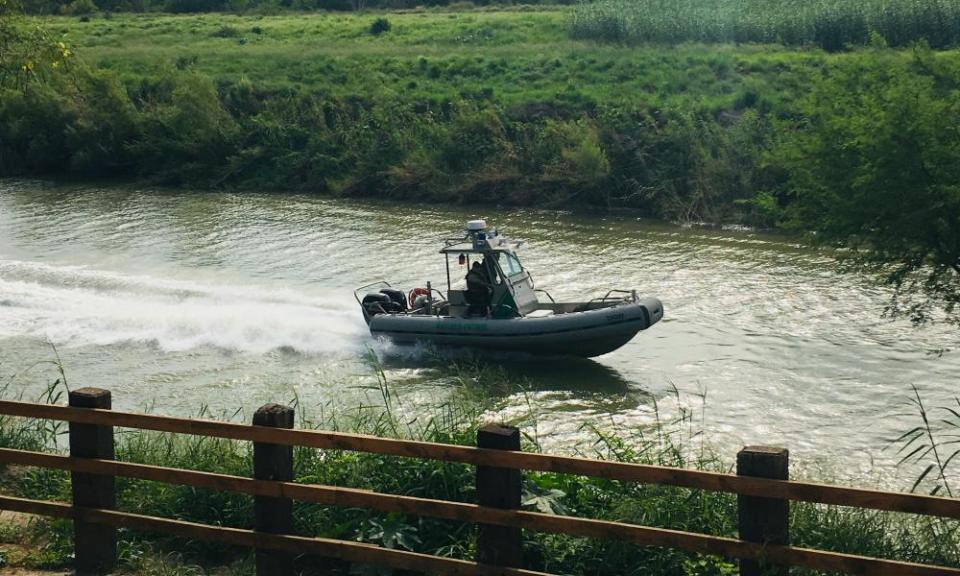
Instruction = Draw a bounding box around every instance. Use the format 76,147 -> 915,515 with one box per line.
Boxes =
442,236 -> 469,247
353,280 -> 392,305
534,289 -> 556,303
581,289 -> 637,310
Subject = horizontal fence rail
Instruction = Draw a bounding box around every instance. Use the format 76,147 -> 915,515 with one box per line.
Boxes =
0,447 -> 957,576
0,391 -> 959,576
1,399 -> 957,518
0,495 -> 551,576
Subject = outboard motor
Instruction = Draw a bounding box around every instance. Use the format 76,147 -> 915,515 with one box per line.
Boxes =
362,292 -> 402,319
379,288 -> 407,312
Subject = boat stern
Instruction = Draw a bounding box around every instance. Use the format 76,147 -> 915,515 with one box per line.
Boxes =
636,296 -> 664,328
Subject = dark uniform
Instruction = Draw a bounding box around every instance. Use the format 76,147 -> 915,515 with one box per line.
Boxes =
465,261 -> 493,316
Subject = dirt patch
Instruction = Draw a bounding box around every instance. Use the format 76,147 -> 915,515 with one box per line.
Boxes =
0,511 -> 68,576
0,511 -> 35,531
0,568 -> 70,576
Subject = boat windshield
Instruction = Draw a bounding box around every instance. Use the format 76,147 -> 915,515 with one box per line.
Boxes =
497,252 -> 523,277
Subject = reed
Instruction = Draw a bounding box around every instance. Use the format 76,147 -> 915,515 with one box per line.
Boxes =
571,0 -> 960,51
894,385 -> 960,497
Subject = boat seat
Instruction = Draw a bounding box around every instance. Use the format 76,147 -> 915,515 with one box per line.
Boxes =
524,309 -> 555,318
448,290 -> 467,306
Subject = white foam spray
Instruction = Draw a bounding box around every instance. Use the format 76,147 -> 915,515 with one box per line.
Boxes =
0,259 -> 367,355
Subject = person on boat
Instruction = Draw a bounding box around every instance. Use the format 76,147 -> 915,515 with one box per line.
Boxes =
465,261 -> 493,316
479,255 -> 494,284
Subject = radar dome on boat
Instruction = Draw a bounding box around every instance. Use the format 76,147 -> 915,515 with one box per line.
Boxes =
466,219 -> 487,232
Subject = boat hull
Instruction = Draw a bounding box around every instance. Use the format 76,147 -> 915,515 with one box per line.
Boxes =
369,297 -> 663,358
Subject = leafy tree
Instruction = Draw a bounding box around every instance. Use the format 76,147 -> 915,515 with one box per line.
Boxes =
131,72 -> 238,183
58,0 -> 98,14
0,0 -> 71,89
769,46 -> 960,324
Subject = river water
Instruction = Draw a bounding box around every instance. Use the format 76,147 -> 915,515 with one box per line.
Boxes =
1,180 -> 957,483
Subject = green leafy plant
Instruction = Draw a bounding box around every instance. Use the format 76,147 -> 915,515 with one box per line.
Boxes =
764,46 -> 960,323
359,514 -> 422,551
522,480 -> 568,515
211,24 -> 240,37
894,385 -> 960,496
369,17 -> 390,35
682,554 -> 738,576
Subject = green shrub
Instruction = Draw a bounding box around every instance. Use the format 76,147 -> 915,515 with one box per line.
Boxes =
764,46 -> 960,323
57,0 -> 97,14
0,85 -> 72,175
211,24 -> 240,37
544,119 -> 610,183
129,71 -> 238,184
369,17 -> 390,35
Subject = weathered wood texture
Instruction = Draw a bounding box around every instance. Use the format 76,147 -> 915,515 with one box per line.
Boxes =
0,495 -> 553,576
1,399 -> 958,519
68,388 -> 116,575
1,491 -> 957,576
476,424 -> 523,567
738,446 -> 790,576
3,399 -> 960,576
253,404 -> 295,576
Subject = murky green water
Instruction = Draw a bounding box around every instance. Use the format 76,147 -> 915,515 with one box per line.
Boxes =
1,180 -> 957,481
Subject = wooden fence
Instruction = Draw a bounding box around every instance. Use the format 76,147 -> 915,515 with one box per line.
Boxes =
0,387 -> 959,576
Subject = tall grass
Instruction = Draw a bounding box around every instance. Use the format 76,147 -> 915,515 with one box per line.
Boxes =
894,385 -> 960,496
1,366 -> 958,574
571,0 -> 960,51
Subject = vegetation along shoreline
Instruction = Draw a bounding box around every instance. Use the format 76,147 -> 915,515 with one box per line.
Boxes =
0,5 -> 957,226
1,369 -> 960,575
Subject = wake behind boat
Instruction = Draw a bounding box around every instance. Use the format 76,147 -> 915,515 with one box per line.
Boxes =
354,220 -> 663,357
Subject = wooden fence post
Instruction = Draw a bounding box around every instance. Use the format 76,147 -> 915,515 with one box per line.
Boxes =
253,403 -> 295,576
476,423 -> 522,567
737,446 -> 790,576
69,387 -> 116,576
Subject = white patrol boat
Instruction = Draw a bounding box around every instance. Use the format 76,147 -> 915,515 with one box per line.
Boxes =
354,220 -> 663,358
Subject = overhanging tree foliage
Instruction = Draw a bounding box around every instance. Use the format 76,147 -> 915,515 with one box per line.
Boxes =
769,45 -> 960,324
0,0 -> 72,88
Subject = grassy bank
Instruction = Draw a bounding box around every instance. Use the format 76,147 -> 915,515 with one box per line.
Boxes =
0,8 -> 956,225
1,368 -> 959,575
